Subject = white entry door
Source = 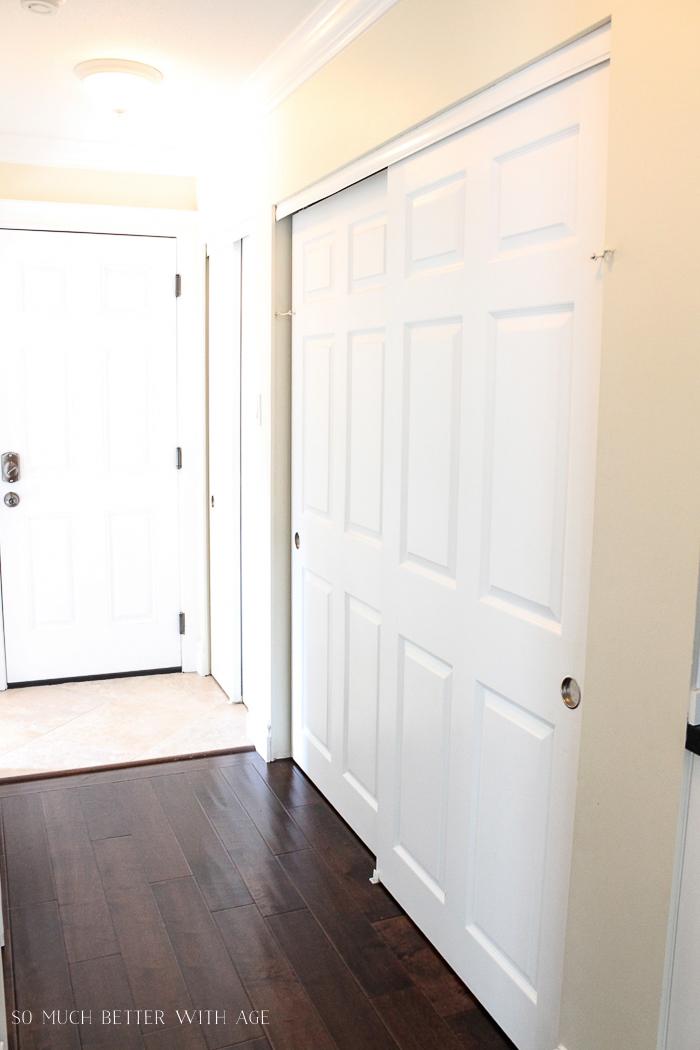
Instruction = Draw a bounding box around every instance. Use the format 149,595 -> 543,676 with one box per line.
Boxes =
208,239 -> 243,702
0,229 -> 181,685
292,172 -> 387,850
292,61 -> 608,1050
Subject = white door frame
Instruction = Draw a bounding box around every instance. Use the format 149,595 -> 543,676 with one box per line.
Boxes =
0,199 -> 206,690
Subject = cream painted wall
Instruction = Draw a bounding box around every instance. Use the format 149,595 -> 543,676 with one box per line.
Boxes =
0,162 -> 197,210
243,2 -> 700,1048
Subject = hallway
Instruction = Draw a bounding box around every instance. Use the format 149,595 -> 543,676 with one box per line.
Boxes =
0,750 -> 513,1050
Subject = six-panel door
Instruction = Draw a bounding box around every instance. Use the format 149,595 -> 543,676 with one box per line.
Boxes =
0,230 -> 181,683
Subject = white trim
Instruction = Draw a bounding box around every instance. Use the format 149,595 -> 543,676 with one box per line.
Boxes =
276,20 -> 610,218
242,0 -> 400,115
206,218 -> 252,256
657,750 -> 695,1049
0,132 -> 196,176
0,197 -> 208,685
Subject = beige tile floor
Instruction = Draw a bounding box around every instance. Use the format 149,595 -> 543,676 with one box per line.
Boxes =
0,672 -> 251,779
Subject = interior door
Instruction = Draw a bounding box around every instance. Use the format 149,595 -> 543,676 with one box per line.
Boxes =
0,229 -> 181,684
208,239 -> 243,702
377,67 -> 608,1050
292,172 -> 388,850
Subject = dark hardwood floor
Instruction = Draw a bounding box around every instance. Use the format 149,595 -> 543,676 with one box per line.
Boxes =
0,750 -> 515,1050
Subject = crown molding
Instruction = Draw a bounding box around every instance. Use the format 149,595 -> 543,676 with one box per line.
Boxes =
0,132 -> 197,176
276,20 -> 610,218
243,0 -> 401,114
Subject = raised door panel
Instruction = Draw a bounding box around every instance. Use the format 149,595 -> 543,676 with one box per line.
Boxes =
303,337 -> 333,519
407,174 -> 466,275
467,686 -> 554,1000
344,596 -> 381,804
107,511 -> 155,624
346,331 -> 384,540
482,309 -> 573,625
395,640 -> 452,901
302,569 -> 333,757
402,321 -> 462,579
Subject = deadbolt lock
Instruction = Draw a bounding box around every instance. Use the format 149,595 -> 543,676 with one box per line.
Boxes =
1,451 -> 20,483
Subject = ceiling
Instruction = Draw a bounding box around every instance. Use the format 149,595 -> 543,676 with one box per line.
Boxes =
0,0 -> 322,171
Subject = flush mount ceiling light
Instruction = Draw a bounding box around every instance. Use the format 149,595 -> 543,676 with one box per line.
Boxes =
21,0 -> 64,13
74,59 -> 163,115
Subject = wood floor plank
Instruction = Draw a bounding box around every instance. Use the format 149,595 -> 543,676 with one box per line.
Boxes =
0,751 -> 258,799
81,778 -> 191,882
69,955 -> 145,1049
41,790 -> 119,963
142,1028 -> 208,1050
372,916 -> 475,1017
291,802 -> 402,922
277,850 -> 411,997
2,794 -> 56,908
152,877 -> 260,1048
143,1031 -> 271,1050
214,904 -> 334,1050
11,900 -> 80,1050
251,760 -> 325,811
370,987 -> 462,1050
219,765 -> 310,856
266,909 -> 399,1050
188,770 -> 306,917
92,835 -> 194,1024
444,1009 -> 516,1050
150,774 -> 252,910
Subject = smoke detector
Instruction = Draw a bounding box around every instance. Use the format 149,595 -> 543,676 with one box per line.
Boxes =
21,0 -> 64,13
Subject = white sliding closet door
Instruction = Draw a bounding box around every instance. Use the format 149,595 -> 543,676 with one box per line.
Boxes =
208,240 -> 243,702
378,67 -> 608,1050
292,173 -> 387,850
292,62 -> 608,1050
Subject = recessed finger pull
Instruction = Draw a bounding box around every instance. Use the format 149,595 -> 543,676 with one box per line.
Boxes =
294,532 -> 300,550
561,677 -> 581,709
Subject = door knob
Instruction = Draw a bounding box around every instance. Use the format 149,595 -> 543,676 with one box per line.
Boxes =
4,492 -> 19,508
1,451 -> 20,483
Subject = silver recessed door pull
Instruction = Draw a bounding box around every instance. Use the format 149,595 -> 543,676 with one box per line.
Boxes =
1,451 -> 20,483
561,677 -> 581,709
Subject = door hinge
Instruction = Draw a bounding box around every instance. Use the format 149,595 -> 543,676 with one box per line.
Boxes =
175,274 -> 182,297
179,612 -> 186,635
176,447 -> 182,469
